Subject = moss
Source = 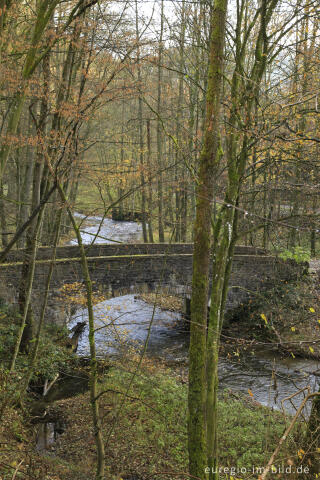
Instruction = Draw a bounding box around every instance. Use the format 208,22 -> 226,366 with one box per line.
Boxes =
0,252 -> 194,267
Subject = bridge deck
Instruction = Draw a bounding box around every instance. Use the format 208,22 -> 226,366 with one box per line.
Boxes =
1,243 -> 266,263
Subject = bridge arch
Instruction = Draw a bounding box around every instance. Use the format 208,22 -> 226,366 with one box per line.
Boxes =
0,243 -> 306,324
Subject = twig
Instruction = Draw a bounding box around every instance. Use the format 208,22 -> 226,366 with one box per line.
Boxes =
94,388 -> 166,418
280,387 -> 309,422
11,459 -> 24,480
260,391 -> 320,480
43,373 -> 59,396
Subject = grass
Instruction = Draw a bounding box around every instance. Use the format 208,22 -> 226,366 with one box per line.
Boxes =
75,182 -> 106,215
95,363 -> 289,477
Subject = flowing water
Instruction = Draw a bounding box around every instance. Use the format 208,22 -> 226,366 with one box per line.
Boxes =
69,212 -> 143,244
69,293 -> 319,413
67,213 -> 319,413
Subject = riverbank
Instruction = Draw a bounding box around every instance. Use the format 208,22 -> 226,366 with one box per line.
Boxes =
137,292 -> 184,313
1,354 -> 302,480
224,273 -> 320,360
138,273 -> 320,360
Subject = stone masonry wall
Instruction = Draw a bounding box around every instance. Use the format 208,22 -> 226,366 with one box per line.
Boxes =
0,244 -> 307,322
2,243 -> 266,263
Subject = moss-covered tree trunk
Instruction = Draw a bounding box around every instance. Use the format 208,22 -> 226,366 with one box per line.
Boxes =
189,0 -> 280,476
205,0 -> 278,475
306,390 -> 320,474
188,0 -> 228,477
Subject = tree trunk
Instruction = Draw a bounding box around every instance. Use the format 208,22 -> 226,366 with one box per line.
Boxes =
156,0 -> 165,242
188,0 -> 228,477
0,182 -> 8,248
57,183 -> 105,480
18,52 -> 50,354
146,119 -> 154,242
0,0 -> 59,182
19,210 -> 62,398
135,0 -> 147,242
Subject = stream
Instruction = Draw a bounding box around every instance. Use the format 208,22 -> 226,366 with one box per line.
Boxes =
69,293 -> 319,413
69,212 -> 143,244
66,213 -> 320,413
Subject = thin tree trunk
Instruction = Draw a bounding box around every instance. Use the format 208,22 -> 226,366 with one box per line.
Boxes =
0,182 -> 8,247
146,119 -> 154,242
188,0 -> 228,477
9,205 -> 45,371
135,0 -> 147,242
156,0 -> 165,242
18,52 -> 50,353
175,0 -> 186,242
57,182 -> 105,480
0,0 -> 59,182
19,210 -> 62,397
19,146 -> 34,236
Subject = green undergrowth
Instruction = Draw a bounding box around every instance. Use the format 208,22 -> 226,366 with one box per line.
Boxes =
279,246 -> 311,263
31,360 -> 299,480
0,302 -> 76,404
100,365 -> 291,477
0,355 -> 304,480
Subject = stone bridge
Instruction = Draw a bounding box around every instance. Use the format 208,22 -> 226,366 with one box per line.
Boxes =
0,243 -> 306,322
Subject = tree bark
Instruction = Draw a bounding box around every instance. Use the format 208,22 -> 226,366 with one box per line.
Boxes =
156,0 -> 165,242
135,0 -> 148,242
146,119 -> 154,242
57,183 -> 105,480
188,0 -> 228,477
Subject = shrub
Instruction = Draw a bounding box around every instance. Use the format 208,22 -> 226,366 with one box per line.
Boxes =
279,246 -> 310,263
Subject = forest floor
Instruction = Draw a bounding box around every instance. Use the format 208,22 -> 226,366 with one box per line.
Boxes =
1,356 -> 304,480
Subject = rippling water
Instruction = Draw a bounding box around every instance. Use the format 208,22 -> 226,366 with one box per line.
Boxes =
69,294 -> 319,413
69,212 -> 143,245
